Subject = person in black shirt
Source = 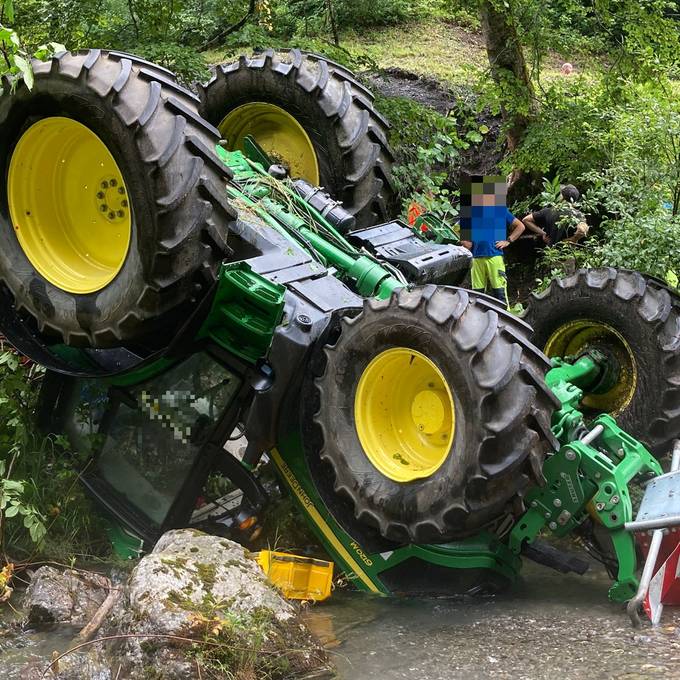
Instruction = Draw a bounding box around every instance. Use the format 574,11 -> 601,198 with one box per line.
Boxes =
522,185 -> 589,246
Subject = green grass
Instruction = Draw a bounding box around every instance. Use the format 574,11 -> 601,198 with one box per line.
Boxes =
201,17 -> 598,90
342,19 -> 487,85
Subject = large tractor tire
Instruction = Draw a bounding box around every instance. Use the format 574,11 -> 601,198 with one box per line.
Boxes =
198,49 -> 396,228
0,50 -> 235,348
307,285 -> 559,544
524,268 -> 680,457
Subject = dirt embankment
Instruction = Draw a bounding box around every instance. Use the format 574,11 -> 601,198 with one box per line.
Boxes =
367,67 -> 504,179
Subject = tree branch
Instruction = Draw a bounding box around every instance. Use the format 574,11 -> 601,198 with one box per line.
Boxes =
199,0 -> 257,52
77,579 -> 119,643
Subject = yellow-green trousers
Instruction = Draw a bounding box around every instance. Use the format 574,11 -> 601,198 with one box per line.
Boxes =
471,256 -> 508,308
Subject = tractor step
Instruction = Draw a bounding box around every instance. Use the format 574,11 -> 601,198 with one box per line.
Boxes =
347,220 -> 471,285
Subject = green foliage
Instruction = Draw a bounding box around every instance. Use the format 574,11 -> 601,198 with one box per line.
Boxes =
136,42 -> 210,82
376,95 -> 472,213
0,459 -> 46,546
15,0 -> 106,53
0,353 -> 109,561
533,240 -> 593,291
507,78 -> 613,180
526,0 -> 605,55
334,0 -> 415,27
0,0 -> 33,88
591,214 -> 680,284
600,0 -> 680,86
594,90 -> 680,215
532,153 -> 680,292
273,0 -> 444,35
534,211 -> 680,294
0,351 -> 47,553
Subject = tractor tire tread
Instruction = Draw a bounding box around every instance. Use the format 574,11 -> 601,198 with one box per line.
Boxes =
525,267 -> 680,456
198,49 -> 396,227
311,285 -> 558,543
0,49 -> 236,347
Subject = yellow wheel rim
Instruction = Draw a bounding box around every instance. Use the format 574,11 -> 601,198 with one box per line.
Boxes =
218,103 -> 320,184
354,348 -> 456,483
8,117 -> 132,294
544,320 -> 638,415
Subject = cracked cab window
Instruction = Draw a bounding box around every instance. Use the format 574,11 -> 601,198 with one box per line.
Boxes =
71,353 -> 240,527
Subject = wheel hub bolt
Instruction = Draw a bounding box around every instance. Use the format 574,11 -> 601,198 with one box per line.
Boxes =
101,180 -> 109,189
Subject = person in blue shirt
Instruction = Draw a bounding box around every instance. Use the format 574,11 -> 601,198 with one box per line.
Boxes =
459,175 -> 525,308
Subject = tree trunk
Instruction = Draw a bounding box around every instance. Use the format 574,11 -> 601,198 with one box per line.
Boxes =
479,1 -> 536,154
326,0 -> 340,47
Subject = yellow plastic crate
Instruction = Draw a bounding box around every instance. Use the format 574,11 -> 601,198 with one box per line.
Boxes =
255,550 -> 333,601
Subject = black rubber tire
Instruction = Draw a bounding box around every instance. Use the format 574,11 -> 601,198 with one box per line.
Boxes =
523,268 -> 680,457
309,285 -> 559,544
0,49 -> 236,348
198,48 -> 396,228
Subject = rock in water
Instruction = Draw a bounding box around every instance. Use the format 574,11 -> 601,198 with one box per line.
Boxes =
128,528 -> 295,634
23,566 -> 109,626
56,529 -> 330,679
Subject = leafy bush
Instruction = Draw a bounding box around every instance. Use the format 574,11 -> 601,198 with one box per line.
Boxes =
507,78 -> 613,181
375,95 -> 468,213
0,352 -> 109,561
137,42 -> 210,83
592,214 -> 679,284
534,211 -> 680,293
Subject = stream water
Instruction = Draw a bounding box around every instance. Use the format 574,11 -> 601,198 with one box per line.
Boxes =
304,560 -> 680,680
3,560 -> 680,679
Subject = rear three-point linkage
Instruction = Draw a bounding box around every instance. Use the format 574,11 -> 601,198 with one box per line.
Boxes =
509,352 -> 662,602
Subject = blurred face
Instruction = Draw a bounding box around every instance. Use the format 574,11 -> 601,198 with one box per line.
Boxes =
459,176 -> 508,243
462,176 -> 507,207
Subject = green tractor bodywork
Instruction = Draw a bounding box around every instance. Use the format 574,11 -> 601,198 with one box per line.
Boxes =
29,144 -> 662,603
2,50 -> 675,607
274,353 -> 662,601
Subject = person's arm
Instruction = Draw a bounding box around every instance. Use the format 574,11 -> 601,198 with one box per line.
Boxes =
496,218 -> 524,250
523,211 -> 551,244
523,213 -> 545,237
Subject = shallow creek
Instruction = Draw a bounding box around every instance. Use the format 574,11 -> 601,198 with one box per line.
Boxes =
2,560 -> 680,679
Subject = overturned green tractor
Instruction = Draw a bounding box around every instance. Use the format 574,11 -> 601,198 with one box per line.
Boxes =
1,49 -> 679,602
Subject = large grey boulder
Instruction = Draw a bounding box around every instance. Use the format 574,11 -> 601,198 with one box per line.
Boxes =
128,528 -> 294,634
55,529 -> 330,679
23,566 -> 109,626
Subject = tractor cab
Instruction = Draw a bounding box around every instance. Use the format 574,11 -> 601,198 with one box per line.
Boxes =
37,349 -> 259,550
